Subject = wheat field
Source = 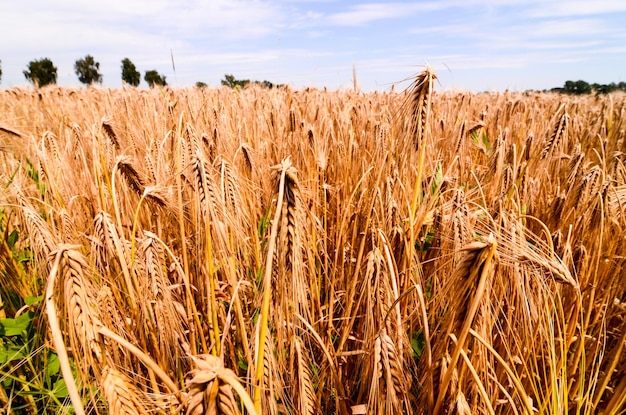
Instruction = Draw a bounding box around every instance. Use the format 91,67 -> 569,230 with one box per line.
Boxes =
1,68 -> 626,414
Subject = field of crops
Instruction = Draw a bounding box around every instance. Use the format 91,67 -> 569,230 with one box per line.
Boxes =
1,68 -> 626,414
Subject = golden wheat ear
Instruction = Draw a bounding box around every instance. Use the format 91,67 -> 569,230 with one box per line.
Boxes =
102,366 -> 151,415
407,65 -> 437,151
46,245 -> 95,415
187,354 -> 257,415
434,234 -> 498,415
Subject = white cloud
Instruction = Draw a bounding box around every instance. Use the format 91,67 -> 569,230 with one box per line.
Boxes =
326,2 -> 442,26
527,0 -> 626,17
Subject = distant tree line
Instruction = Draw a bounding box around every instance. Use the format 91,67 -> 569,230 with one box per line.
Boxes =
0,57 -> 286,91
0,56 -> 168,88
220,74 -> 282,89
550,80 -> 626,95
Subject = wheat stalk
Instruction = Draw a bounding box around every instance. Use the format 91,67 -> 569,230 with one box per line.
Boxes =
254,157 -> 292,413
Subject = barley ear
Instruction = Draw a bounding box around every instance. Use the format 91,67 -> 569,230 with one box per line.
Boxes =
46,245 -> 87,415
433,234 -> 498,415
408,65 -> 438,245
295,338 -> 317,415
102,366 -> 150,415
407,65 -> 437,151
187,354 -> 257,415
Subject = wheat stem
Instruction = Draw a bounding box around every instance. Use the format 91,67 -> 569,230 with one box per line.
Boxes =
254,157 -> 289,414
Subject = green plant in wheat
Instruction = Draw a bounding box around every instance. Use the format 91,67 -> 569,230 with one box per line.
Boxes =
0,166 -> 76,414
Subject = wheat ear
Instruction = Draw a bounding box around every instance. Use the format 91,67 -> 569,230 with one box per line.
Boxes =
102,366 -> 150,415
187,354 -> 257,415
295,338 -> 317,415
433,234 -> 498,415
541,110 -> 569,160
408,66 -> 438,272
46,245 -> 87,415
407,65 -> 437,151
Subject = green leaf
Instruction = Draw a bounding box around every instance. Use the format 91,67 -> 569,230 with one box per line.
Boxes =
251,308 -> 260,326
411,331 -> 425,358
52,377 -> 69,398
470,131 -> 479,145
0,343 -> 27,363
46,352 -> 61,379
237,359 -> 248,370
258,212 -> 269,240
25,295 -> 43,306
18,248 -> 32,263
0,312 -> 33,336
7,229 -> 19,250
431,162 -> 443,195
482,132 -> 490,151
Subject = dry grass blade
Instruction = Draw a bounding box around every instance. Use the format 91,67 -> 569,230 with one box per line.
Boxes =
0,124 -> 23,138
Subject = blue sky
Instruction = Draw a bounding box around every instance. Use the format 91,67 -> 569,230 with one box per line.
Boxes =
1,0 -> 625,92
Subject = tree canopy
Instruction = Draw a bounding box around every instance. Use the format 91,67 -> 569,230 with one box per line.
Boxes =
144,70 -> 167,88
551,80 -> 626,95
121,58 -> 140,87
23,58 -> 57,88
74,55 -> 102,86
221,74 -> 281,89
221,74 -> 249,89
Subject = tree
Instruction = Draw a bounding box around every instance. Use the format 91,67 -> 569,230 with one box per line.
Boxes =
121,58 -> 140,86
195,81 -> 208,88
259,80 -> 275,89
23,58 -> 57,87
221,74 -> 249,89
563,80 -> 591,95
592,82 -> 617,95
144,70 -> 167,88
74,55 -> 102,86
221,74 -> 280,89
